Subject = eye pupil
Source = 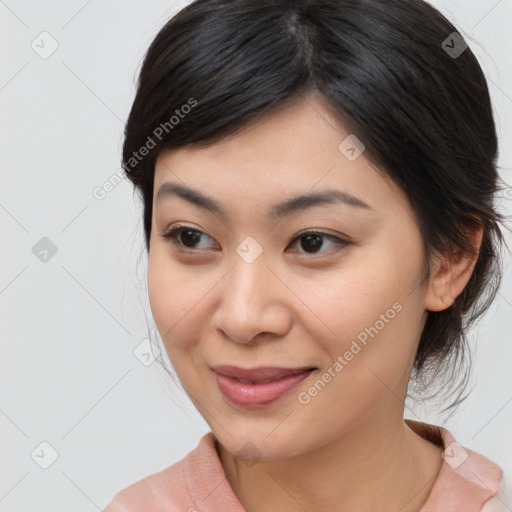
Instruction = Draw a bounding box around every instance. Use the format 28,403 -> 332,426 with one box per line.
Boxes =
301,234 -> 323,253
181,229 -> 201,248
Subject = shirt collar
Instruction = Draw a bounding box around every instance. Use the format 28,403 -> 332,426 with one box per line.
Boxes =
405,418 -> 502,511
186,420 -> 502,511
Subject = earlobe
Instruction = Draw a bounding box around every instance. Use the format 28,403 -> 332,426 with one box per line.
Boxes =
423,254 -> 453,312
423,223 -> 484,312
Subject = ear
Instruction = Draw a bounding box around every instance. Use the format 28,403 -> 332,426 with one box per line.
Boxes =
423,222 -> 484,312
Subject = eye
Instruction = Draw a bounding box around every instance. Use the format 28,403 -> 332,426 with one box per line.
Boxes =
160,225 -> 350,255
160,225 -> 219,251
288,230 -> 350,255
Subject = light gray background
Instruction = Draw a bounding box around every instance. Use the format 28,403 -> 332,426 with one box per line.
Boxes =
1,1 -> 511,511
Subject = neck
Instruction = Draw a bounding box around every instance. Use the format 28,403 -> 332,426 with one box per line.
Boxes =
217,407 -> 444,512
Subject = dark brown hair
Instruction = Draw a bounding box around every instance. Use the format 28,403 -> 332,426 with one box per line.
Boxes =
122,0 -> 510,415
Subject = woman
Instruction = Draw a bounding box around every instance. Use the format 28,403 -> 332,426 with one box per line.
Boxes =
104,0 -> 511,510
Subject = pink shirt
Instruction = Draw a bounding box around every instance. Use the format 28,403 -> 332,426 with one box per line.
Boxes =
103,419 -> 511,511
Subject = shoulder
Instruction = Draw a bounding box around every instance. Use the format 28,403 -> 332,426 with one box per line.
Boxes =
405,420 -> 507,511
102,458 -> 189,512
481,472 -> 512,512
102,433 -> 216,512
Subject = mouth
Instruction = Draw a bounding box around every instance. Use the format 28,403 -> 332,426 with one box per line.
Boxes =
211,365 -> 316,382
211,365 -> 317,407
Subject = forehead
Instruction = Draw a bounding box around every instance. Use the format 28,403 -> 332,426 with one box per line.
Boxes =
153,93 -> 408,217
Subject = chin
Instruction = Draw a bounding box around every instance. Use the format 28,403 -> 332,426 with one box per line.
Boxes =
216,425 -> 309,464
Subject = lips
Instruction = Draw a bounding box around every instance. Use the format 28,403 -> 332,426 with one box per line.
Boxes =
211,365 -> 316,383
212,365 -> 317,407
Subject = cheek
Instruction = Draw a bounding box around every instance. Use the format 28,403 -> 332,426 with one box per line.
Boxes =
147,256 -> 210,396
301,289 -> 416,433
307,257 -> 419,388
298,259 -> 400,343
147,250 -> 207,352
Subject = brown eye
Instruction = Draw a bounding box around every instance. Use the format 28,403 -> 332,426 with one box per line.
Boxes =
161,226 -> 218,250
289,231 -> 349,255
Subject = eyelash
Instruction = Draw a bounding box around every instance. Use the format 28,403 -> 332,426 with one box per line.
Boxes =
159,224 -> 350,256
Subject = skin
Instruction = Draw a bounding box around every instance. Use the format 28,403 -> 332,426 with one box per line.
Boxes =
147,90 -> 483,512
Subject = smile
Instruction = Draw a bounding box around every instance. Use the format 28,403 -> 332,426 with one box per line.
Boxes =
212,367 -> 317,408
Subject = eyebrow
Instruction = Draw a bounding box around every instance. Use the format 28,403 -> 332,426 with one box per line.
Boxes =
156,182 -> 373,219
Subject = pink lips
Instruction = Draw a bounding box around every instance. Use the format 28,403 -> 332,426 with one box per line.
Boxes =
212,365 -> 316,408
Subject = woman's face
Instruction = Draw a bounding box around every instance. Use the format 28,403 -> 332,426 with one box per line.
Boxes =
148,92 -> 434,460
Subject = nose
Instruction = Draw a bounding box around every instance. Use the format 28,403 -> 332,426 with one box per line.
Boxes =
211,255 -> 292,345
